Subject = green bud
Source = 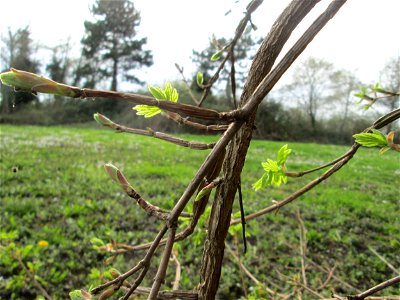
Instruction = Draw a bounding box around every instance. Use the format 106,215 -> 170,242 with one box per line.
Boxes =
93,113 -> 115,128
1,68 -> 78,97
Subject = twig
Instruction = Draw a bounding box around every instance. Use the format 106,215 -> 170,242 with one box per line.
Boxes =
228,0 -> 348,120
95,113 -> 215,150
233,234 -> 248,298
175,63 -> 201,105
225,243 -> 288,299
148,226 -> 177,300
14,253 -> 53,300
296,208 -> 308,288
368,247 -> 400,275
347,276 -> 400,300
171,250 -> 181,290
129,286 -> 198,299
162,111 -> 229,132
230,144 -> 359,225
107,167 -> 192,221
91,225 -> 168,295
198,0 -> 264,107
316,263 -> 337,291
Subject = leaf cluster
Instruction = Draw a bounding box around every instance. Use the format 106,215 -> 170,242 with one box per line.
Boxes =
133,82 -> 179,118
253,144 -> 292,191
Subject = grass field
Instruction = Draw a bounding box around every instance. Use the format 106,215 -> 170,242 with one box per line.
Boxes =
0,124 -> 399,299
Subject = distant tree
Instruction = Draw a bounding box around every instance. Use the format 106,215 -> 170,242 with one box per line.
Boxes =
329,69 -> 361,137
78,0 -> 153,91
283,57 -> 335,134
0,26 -> 39,113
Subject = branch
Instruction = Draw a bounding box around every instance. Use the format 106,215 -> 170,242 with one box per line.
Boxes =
346,276 -> 400,300
129,286 -> 198,299
228,0 -> 347,120
147,226 -> 177,300
231,108 -> 400,225
91,225 -> 168,295
0,68 -> 232,121
198,0 -> 264,107
95,113 -> 215,150
368,247 -> 400,275
175,63 -> 201,105
162,112 -> 229,132
104,164 -> 192,221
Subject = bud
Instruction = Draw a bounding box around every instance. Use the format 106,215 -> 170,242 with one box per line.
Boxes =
0,68 -> 78,97
104,163 -> 119,183
93,113 -> 116,128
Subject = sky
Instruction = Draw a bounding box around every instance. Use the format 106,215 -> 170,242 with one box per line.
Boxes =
1,0 -> 399,90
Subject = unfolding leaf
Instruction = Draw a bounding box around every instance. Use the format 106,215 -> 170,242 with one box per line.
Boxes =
196,72 -> 204,86
353,129 -> 388,148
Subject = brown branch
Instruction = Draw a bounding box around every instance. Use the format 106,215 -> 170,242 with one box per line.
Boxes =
107,167 -> 192,221
91,225 -> 168,295
82,88 -> 231,120
95,113 -> 215,150
368,247 -> 400,275
175,63 -> 201,105
346,276 -> 400,300
228,0 -> 347,120
231,107 -> 400,226
130,286 -> 198,299
162,112 -> 229,132
148,226 -> 177,300
198,0 -> 264,107
230,144 -> 359,225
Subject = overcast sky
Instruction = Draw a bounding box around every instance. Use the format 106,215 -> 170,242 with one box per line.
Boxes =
1,0 -> 399,90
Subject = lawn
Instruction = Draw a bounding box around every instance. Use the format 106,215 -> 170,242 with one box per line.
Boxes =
0,124 -> 399,299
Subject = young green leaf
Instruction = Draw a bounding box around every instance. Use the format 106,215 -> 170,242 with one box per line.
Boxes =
133,82 -> 179,118
253,145 -> 292,191
353,129 -> 388,148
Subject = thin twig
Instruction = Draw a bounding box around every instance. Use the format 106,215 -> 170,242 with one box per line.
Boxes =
368,247 -> 400,275
316,263 -> 337,291
162,112 -> 229,132
91,225 -> 168,295
96,113 -> 215,150
15,253 -> 53,300
296,208 -> 308,288
175,63 -> 201,105
148,226 -> 177,300
347,276 -> 400,300
171,250 -> 181,290
198,0 -> 264,107
129,286 -> 198,299
225,243 -> 289,299
231,107 -> 400,226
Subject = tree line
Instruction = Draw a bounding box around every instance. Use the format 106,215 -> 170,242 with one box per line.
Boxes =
0,0 -> 398,145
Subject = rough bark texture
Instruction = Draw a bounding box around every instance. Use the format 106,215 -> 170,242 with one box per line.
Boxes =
198,0 -> 320,299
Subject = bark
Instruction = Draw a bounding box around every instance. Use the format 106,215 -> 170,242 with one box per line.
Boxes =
198,1 -> 321,299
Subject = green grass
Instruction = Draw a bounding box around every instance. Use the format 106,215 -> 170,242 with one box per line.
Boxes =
0,124 -> 399,299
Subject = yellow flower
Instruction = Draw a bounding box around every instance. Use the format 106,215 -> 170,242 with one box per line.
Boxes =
38,240 -> 49,247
